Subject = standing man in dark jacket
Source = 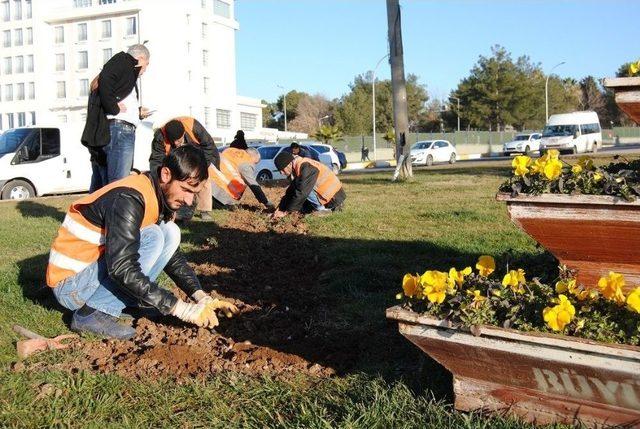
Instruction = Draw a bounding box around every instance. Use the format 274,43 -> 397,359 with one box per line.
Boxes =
271,152 -> 346,218
82,44 -> 151,191
46,146 -> 238,339
149,117 -> 220,220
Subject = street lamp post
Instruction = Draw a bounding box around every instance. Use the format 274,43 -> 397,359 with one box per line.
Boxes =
371,53 -> 389,161
277,84 -> 287,132
545,61 -> 565,122
449,95 -> 460,132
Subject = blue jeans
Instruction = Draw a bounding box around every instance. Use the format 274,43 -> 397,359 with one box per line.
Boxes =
90,121 -> 136,189
306,189 -> 326,211
53,222 -> 181,318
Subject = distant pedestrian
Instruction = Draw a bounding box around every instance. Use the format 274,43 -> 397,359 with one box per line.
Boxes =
361,146 -> 370,161
81,44 -> 152,191
229,130 -> 248,150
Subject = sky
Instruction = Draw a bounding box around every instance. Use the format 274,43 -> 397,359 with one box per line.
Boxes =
235,0 -> 640,103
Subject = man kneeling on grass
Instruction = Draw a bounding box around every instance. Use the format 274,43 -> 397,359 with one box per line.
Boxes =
46,145 -> 238,339
271,151 -> 346,219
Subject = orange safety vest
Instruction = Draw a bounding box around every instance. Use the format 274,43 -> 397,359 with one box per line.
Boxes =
293,157 -> 341,205
161,117 -> 200,155
46,174 -> 160,287
208,147 -> 255,200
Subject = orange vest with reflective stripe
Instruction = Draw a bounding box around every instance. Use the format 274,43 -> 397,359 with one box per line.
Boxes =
208,147 -> 254,200
46,174 -> 160,287
162,117 -> 200,155
293,157 -> 341,205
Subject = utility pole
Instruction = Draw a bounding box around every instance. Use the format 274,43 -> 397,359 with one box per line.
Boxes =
386,0 -> 412,180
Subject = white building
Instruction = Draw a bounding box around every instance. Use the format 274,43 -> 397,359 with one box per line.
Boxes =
0,0 -> 265,142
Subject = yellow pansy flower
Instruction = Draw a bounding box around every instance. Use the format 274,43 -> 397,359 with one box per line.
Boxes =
577,156 -> 594,171
626,287 -> 640,313
448,266 -> 472,290
476,255 -> 495,277
555,278 -> 595,301
467,289 -> 486,303
530,155 -> 548,175
546,149 -> 560,160
593,172 -> 603,182
597,271 -> 626,305
571,164 -> 583,175
543,294 -> 575,331
402,273 -> 421,298
543,158 -> 563,180
420,270 -> 449,304
630,61 -> 639,76
502,269 -> 526,294
512,155 -> 531,176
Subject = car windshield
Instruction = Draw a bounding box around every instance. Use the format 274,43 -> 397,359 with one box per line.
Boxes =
258,146 -> 281,160
543,125 -> 578,137
0,129 -> 33,155
515,135 -> 530,141
411,142 -> 432,150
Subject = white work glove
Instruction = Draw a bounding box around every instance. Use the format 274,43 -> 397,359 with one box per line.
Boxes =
170,299 -> 219,328
191,290 -> 239,319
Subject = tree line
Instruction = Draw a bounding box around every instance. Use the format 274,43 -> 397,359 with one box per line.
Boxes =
263,45 -> 634,136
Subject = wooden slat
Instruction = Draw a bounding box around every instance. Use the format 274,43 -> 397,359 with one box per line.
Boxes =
603,77 -> 640,88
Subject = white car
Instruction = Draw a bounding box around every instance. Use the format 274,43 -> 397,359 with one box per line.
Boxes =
410,140 -> 457,166
306,142 -> 342,174
254,143 -> 331,182
502,133 -> 542,156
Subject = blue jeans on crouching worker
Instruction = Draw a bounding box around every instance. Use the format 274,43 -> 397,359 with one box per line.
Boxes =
306,189 -> 326,211
53,222 -> 180,318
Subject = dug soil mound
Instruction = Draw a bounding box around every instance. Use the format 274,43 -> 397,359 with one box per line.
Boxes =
60,186 -> 358,380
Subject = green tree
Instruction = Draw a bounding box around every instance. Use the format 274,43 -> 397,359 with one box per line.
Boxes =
274,90 -> 308,130
313,125 -> 344,145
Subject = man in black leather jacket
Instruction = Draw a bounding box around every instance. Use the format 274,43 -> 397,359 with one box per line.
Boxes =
47,146 -> 238,339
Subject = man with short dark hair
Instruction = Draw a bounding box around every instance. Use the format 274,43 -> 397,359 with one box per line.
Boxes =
47,146 -> 237,339
149,116 -> 219,220
271,151 -> 346,218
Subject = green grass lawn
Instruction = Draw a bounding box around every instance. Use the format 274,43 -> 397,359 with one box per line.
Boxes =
0,165 -> 571,428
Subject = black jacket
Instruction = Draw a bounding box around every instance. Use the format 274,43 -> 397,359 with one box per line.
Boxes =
81,52 -> 140,156
278,162 -> 345,212
77,172 -> 202,315
149,119 -> 220,172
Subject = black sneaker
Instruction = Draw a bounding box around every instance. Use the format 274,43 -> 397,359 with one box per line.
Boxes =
70,308 -> 136,340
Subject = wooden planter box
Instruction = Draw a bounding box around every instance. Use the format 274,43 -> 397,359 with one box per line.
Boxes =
497,193 -> 640,293
603,77 -> 640,125
386,306 -> 640,427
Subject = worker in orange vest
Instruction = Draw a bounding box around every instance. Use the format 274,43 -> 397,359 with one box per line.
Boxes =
47,146 -> 237,339
209,147 -> 274,210
149,117 -> 219,220
271,151 -> 346,218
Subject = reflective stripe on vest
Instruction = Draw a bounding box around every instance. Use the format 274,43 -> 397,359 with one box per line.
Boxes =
46,174 -> 160,287
162,116 -> 200,155
292,157 -> 342,205
209,148 -> 253,200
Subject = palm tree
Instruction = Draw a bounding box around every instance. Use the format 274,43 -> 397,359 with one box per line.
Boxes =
313,125 -> 344,145
382,128 -> 396,151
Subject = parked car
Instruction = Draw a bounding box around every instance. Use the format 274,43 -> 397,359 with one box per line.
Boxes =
539,111 -> 602,154
502,133 -> 542,156
410,140 -> 457,166
254,143 -> 331,182
306,142 -> 343,174
0,123 -> 152,200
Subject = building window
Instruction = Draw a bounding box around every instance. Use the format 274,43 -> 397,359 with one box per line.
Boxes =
202,50 -> 208,66
17,112 -> 25,127
29,111 -> 35,125
74,0 -> 92,7
204,107 -> 211,129
3,57 -> 12,74
77,23 -> 87,41
26,26 -> 31,44
55,53 -> 65,71
5,84 -> 13,101
14,28 -> 21,45
57,81 -> 66,98
54,26 -> 64,43
78,51 -> 88,69
7,113 -> 14,128
26,54 -> 33,72
2,1 -> 9,22
216,109 -> 230,128
28,81 -> 34,99
101,20 -> 111,38
2,29 -> 10,47
201,22 -> 207,38
126,17 -> 136,35
214,0 -> 230,18
203,77 -> 209,94
79,78 -> 89,96
58,114 -> 68,123
16,83 -> 24,100
25,0 -> 30,18
13,0 -> 21,19
240,112 -> 257,131
15,55 -> 23,73
99,0 -> 117,4
103,48 -> 112,64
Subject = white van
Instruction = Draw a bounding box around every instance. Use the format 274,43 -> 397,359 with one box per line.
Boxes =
0,123 -> 153,200
539,111 -> 602,154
